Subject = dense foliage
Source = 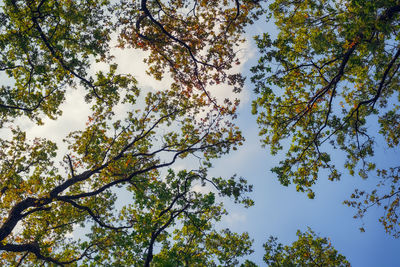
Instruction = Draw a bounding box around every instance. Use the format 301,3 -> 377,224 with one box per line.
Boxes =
0,0 -> 264,265
263,228 -> 350,267
252,0 -> 400,236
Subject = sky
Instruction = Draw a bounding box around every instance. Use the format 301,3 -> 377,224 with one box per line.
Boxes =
8,5 -> 400,267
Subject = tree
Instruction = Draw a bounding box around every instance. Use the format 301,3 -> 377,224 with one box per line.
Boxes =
263,228 -> 350,267
0,0 -> 264,265
0,0 -> 113,124
251,0 -> 400,236
117,0 -> 264,106
153,228 -> 254,266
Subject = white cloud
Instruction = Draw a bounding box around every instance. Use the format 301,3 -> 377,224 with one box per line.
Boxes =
112,47 -> 174,91
224,211 -> 247,225
193,183 -> 215,194
20,88 -> 91,155
90,36 -> 173,92
64,223 -> 79,238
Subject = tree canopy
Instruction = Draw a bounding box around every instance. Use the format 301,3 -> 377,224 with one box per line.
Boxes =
0,0 -> 264,265
252,0 -> 400,236
2,0 -> 396,265
263,228 -> 350,267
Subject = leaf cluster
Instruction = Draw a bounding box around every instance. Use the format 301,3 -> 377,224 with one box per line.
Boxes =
263,228 -> 350,267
